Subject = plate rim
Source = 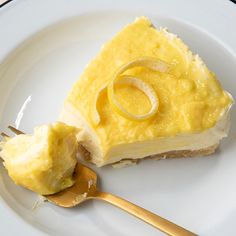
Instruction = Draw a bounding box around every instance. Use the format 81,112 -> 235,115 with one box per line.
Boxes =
0,0 -> 236,235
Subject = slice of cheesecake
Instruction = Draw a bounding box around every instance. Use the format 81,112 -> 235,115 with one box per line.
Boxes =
60,17 -> 233,167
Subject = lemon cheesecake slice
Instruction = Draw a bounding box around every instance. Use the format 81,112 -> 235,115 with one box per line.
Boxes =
60,17 -> 233,167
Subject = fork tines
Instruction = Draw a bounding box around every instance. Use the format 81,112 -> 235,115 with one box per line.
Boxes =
8,126 -> 24,135
0,126 -> 24,139
0,132 -> 9,138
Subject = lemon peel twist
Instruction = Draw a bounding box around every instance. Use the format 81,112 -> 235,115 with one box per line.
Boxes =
93,57 -> 170,125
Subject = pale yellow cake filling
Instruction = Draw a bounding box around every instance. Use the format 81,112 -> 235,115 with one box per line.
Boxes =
61,17 -> 233,166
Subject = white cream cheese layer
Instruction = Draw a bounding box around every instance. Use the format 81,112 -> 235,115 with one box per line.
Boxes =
60,102 -> 231,167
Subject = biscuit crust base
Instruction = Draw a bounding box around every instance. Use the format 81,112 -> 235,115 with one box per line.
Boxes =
77,143 -> 219,167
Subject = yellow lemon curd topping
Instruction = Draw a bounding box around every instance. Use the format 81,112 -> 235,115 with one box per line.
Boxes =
0,122 -> 78,195
62,17 -> 233,166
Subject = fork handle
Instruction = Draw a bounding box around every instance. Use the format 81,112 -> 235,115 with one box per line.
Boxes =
94,191 -> 197,236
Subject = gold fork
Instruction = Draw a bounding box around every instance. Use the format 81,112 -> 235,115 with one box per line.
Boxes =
1,126 -> 197,236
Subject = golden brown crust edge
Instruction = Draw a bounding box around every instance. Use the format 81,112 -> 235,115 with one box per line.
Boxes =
151,143 -> 219,160
77,143 -> 219,167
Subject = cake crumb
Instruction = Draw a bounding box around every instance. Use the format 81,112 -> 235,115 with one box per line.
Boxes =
32,196 -> 47,210
112,159 -> 138,168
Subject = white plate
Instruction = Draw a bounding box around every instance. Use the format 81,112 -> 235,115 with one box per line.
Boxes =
0,0 -> 236,235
